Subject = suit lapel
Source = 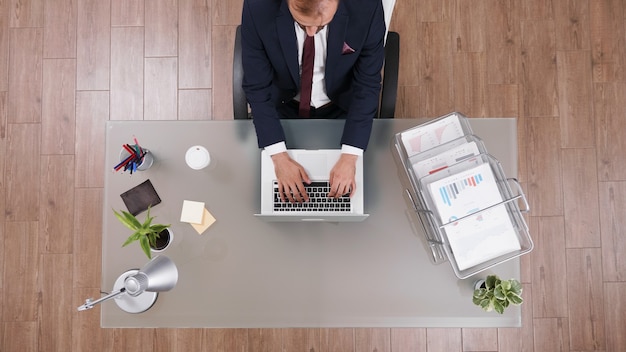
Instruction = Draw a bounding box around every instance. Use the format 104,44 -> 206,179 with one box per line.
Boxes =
325,1 -> 348,86
277,1 -> 299,87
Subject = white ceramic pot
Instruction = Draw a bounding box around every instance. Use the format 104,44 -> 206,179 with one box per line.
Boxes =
150,228 -> 173,253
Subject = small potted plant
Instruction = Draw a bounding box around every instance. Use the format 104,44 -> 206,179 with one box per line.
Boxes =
114,207 -> 172,259
472,275 -> 523,314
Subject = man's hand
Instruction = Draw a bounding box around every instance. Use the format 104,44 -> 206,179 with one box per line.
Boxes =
328,153 -> 358,198
271,152 -> 311,203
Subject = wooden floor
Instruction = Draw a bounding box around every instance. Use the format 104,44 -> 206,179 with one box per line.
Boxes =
1,0 -> 625,351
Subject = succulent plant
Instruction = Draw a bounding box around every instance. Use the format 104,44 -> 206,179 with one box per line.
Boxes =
472,275 -> 523,314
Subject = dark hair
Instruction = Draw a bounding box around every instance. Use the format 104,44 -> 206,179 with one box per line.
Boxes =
288,0 -> 338,17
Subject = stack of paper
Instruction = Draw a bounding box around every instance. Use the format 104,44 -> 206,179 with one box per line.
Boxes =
426,163 -> 521,270
180,200 -> 216,235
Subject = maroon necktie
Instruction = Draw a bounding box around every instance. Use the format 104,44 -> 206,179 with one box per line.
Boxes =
299,35 -> 315,117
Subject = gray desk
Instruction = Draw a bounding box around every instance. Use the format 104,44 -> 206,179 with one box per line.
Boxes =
101,118 -> 521,328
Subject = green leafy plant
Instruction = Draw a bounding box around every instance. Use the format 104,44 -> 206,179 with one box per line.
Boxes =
472,275 -> 523,314
114,207 -> 170,259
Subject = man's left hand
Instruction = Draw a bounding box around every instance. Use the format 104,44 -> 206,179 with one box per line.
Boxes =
328,153 -> 358,198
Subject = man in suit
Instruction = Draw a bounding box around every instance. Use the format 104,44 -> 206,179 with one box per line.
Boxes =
241,0 -> 385,202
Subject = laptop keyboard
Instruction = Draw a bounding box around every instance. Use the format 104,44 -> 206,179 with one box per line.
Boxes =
273,181 -> 352,212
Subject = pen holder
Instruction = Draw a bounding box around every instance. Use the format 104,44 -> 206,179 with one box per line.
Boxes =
119,145 -> 154,172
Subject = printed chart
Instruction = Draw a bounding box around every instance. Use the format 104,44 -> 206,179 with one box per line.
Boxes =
426,162 -> 521,270
411,141 -> 481,178
400,114 -> 466,157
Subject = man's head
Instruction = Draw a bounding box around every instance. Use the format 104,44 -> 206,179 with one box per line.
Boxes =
287,0 -> 339,36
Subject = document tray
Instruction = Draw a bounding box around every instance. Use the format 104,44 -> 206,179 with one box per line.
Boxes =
393,113 -> 533,279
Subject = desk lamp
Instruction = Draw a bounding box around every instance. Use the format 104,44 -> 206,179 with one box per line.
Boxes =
77,255 -> 178,313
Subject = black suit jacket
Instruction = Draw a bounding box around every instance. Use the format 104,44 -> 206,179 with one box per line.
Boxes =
241,0 -> 385,150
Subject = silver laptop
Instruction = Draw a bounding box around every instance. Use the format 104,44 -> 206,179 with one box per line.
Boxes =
255,149 -> 369,222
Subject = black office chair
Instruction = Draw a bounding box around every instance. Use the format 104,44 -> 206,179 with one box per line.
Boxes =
232,25 -> 400,120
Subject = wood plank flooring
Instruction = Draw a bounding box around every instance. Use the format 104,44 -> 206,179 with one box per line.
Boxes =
1,0 -> 625,351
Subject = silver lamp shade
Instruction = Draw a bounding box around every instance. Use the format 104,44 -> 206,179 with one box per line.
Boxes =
125,255 -> 179,296
77,255 -> 179,313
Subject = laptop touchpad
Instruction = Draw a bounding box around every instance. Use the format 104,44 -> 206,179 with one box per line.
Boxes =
296,153 -> 328,178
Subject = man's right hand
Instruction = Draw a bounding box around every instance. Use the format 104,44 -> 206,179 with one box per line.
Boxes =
271,152 -> 311,203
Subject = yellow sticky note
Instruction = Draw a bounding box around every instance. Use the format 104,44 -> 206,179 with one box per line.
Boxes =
180,200 -> 205,224
191,208 -> 216,235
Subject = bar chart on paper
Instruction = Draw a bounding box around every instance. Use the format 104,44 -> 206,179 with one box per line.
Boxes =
438,172 -> 484,206
428,163 -> 503,224
426,163 -> 521,270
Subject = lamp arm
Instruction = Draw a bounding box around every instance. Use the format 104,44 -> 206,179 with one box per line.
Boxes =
77,288 -> 126,311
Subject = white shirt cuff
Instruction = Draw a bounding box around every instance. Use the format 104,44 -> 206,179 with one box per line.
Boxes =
264,141 -> 287,156
265,142 -> 362,156
341,144 -> 363,156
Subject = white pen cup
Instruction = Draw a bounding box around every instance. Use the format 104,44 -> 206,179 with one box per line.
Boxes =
185,146 -> 212,170
119,145 -> 153,171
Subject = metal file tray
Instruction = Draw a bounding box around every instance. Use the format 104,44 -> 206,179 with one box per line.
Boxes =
393,114 -> 533,279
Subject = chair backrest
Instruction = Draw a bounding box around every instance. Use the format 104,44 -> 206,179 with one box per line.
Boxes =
379,31 -> 399,119
379,0 -> 398,118
232,2 -> 399,119
233,25 -> 249,120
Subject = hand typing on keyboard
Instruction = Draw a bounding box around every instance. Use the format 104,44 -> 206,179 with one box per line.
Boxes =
271,152 -> 357,203
328,153 -> 357,198
271,152 -> 311,203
